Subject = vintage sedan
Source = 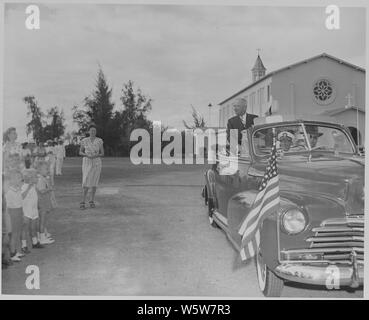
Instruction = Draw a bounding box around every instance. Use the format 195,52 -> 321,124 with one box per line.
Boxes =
203,116 -> 364,297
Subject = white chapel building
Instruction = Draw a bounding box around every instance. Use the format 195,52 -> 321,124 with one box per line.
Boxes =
218,53 -> 365,146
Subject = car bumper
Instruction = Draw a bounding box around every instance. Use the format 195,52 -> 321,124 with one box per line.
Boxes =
275,262 -> 363,288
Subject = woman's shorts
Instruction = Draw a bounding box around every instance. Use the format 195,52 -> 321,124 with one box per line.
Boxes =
3,209 -> 12,234
7,207 -> 23,231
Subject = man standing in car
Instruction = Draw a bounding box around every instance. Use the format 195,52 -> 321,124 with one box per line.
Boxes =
226,97 -> 258,151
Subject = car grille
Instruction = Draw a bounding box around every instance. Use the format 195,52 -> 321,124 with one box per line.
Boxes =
305,217 -> 364,264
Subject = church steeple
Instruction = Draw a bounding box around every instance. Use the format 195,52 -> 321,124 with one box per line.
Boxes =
252,51 -> 266,82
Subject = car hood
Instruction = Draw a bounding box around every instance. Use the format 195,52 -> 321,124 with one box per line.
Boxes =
276,154 -> 364,216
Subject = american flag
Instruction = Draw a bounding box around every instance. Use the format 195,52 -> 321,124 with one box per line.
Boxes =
238,140 -> 280,261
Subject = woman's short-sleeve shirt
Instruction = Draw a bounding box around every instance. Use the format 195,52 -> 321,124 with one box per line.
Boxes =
81,137 -> 103,156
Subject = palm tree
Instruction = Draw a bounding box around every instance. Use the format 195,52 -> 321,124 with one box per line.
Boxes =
183,105 -> 206,129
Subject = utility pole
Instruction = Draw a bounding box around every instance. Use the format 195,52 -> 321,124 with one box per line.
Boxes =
208,103 -> 213,127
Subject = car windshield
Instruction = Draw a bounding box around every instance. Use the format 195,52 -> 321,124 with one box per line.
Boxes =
252,123 -> 355,156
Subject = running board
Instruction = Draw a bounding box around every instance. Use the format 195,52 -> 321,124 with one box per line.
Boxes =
212,210 -> 241,252
212,210 -> 228,227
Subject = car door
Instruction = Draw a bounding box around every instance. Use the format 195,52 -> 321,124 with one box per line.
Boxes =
226,130 -> 255,246
213,152 -> 239,225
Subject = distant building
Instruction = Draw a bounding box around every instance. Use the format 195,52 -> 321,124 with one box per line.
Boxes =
218,53 -> 365,146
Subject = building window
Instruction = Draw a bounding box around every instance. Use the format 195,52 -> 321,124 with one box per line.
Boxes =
267,85 -> 270,102
312,78 -> 336,105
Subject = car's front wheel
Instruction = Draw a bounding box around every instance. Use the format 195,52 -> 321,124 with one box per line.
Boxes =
255,246 -> 284,297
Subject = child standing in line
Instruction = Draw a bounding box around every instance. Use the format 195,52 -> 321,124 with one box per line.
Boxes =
45,140 -> 56,180
2,190 -> 12,268
5,169 -> 34,261
45,142 -> 58,214
21,168 -> 43,252
35,161 -> 55,245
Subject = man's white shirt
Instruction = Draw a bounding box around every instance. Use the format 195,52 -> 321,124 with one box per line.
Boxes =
55,145 -> 65,159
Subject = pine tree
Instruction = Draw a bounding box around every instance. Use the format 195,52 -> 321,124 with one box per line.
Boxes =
119,80 -> 152,135
73,68 -> 118,155
43,106 -> 65,140
24,96 -> 45,143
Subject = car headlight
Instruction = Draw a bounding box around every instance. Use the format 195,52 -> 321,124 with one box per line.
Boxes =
281,208 -> 307,235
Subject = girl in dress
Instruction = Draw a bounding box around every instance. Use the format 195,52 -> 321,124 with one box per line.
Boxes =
5,170 -> 34,261
2,190 -> 12,268
45,141 -> 58,209
21,168 -> 41,252
79,124 -> 104,210
35,161 -> 55,245
3,127 -> 23,173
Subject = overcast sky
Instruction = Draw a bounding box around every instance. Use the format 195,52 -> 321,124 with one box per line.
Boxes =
3,3 -> 366,141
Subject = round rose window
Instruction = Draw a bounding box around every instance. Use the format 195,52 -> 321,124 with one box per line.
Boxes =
312,78 -> 336,105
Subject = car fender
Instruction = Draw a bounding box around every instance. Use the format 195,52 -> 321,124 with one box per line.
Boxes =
204,166 -> 218,210
260,192 -> 346,270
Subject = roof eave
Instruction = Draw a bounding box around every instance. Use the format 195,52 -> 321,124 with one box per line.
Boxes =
219,73 -> 272,105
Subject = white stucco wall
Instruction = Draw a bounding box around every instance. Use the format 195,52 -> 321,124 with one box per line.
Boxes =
270,57 -> 365,117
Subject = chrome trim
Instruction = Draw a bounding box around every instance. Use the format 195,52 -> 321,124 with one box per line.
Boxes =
321,217 -> 364,226
279,259 -> 364,265
312,226 -> 363,233
282,247 -> 364,254
308,242 -> 364,249
275,262 -> 364,287
306,236 -> 364,242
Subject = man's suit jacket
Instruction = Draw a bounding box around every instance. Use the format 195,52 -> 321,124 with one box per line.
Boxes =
227,113 -> 258,146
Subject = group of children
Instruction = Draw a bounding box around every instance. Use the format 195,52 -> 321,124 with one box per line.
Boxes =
2,159 -> 56,269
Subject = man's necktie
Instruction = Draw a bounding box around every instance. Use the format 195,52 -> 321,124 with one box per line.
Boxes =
240,115 -> 246,127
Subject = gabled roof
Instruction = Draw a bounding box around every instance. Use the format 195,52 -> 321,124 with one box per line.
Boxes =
321,106 -> 365,116
219,53 -> 365,105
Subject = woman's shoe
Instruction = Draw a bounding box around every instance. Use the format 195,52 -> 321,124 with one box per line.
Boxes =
40,238 -> 55,245
10,254 -> 21,262
39,234 -> 55,245
89,201 -> 95,208
2,259 -> 12,268
22,247 -> 31,254
32,242 -> 44,249
80,202 -> 86,210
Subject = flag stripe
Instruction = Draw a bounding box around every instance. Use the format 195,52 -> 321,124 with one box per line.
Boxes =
238,178 -> 279,235
248,241 -> 255,257
244,176 -> 278,217
240,188 -> 280,238
240,248 -> 246,260
241,197 -> 280,243
255,229 -> 260,247
244,181 -> 279,229
239,176 -> 278,227
238,140 -> 279,262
